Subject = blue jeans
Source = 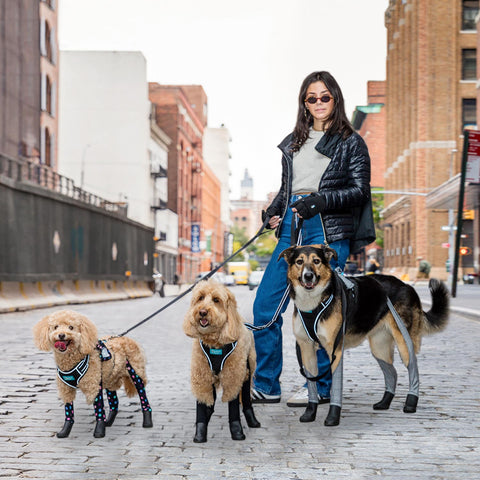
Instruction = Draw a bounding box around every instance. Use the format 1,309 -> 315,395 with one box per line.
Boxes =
253,195 -> 350,397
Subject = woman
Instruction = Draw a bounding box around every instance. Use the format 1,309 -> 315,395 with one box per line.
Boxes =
252,71 -> 375,406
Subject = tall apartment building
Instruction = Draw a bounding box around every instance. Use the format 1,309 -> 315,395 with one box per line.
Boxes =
383,0 -> 478,279
149,84 -> 223,282
0,0 -> 58,164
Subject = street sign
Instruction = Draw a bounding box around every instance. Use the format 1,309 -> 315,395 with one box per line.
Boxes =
441,225 -> 457,231
466,130 -> 480,183
191,224 -> 200,253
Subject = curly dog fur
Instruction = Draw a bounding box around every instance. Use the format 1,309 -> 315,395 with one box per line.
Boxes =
33,309 -> 152,438
183,279 -> 260,442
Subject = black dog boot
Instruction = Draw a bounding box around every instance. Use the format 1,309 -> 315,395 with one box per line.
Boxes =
57,420 -> 74,438
93,420 -> 106,438
243,408 -> 261,428
403,394 -> 418,413
324,405 -> 341,426
373,391 -> 395,410
193,422 -> 208,443
299,402 -> 318,423
229,420 -> 246,441
105,410 -> 118,427
142,410 -> 153,428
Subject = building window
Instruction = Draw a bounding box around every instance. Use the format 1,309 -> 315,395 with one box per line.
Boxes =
462,99 -> 477,128
462,49 -> 477,80
462,0 -> 479,30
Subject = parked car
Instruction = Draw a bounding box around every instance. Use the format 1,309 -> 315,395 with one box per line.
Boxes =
195,271 -> 227,284
248,270 -> 265,290
224,274 -> 235,286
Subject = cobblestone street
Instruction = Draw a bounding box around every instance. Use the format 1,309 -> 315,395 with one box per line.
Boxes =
1,288 -> 479,479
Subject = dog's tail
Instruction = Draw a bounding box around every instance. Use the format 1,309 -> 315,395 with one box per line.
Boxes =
423,278 -> 450,334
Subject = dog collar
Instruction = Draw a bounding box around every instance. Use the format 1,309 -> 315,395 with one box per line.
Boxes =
298,293 -> 334,344
57,355 -> 90,389
199,340 -> 237,375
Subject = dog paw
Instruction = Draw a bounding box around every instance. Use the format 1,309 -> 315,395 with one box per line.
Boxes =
56,420 -> 74,438
105,410 -> 118,427
299,402 -> 318,423
324,405 -> 341,426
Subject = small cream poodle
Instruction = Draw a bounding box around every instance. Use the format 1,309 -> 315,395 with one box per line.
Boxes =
183,279 -> 260,443
33,309 -> 153,438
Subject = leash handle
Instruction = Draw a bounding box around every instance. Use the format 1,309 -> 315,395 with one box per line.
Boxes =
118,216 -> 272,337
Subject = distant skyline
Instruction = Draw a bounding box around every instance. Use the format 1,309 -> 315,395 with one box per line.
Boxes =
59,0 -> 388,201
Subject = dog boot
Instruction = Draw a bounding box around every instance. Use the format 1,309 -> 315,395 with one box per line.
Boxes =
57,420 -> 74,438
373,391 -> 395,410
243,408 -> 261,428
94,420 -> 106,438
105,410 -> 118,427
193,422 -> 208,443
324,405 -> 341,426
403,394 -> 418,413
142,409 -> 153,428
299,402 -> 318,423
229,420 -> 246,441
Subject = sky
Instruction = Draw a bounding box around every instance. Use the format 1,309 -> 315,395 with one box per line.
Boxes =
59,0 -> 388,201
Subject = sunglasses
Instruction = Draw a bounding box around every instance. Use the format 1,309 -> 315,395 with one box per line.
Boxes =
305,95 -> 333,104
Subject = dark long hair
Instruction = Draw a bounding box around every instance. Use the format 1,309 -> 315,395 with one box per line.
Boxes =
291,71 -> 354,152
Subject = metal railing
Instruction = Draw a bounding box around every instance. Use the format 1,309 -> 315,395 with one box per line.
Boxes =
0,154 -> 128,217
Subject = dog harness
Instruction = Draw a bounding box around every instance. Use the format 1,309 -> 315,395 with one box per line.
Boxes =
297,293 -> 335,344
96,340 -> 112,361
200,340 -> 237,375
57,355 -> 90,388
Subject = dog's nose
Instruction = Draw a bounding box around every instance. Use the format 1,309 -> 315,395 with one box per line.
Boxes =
58,333 -> 66,340
304,272 -> 314,282
199,309 -> 208,317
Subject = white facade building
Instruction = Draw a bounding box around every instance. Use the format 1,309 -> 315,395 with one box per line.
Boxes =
203,126 -> 232,230
58,51 -> 153,227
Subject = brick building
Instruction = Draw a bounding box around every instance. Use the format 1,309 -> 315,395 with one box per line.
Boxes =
149,84 -> 223,281
0,0 -> 58,165
382,0 -> 478,280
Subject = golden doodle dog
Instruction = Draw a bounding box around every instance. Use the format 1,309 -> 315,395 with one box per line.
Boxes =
33,309 -> 153,438
281,245 -> 449,427
183,279 -> 261,443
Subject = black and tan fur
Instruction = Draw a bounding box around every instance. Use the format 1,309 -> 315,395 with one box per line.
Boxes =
281,244 -> 450,427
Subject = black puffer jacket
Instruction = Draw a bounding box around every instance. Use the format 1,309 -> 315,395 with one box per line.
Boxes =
265,131 -> 376,252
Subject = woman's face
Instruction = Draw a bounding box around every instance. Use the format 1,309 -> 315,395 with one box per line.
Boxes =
304,81 -> 334,129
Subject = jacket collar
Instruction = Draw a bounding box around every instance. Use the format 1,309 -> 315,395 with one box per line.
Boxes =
278,131 -> 343,159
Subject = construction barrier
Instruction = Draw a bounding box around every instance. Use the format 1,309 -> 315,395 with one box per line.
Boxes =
0,280 -> 153,314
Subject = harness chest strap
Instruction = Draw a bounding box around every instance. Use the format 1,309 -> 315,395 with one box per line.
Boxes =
199,340 -> 238,375
297,293 -> 335,344
57,355 -> 90,388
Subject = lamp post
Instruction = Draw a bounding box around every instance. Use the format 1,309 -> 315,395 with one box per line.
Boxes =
447,148 -> 458,287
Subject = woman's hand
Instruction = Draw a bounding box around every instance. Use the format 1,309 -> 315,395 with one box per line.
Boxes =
290,194 -> 326,220
269,215 -> 281,229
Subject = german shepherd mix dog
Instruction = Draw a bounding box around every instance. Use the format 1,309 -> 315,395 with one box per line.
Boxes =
280,244 -> 449,427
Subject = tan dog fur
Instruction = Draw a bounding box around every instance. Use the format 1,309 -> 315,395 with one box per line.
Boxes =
33,309 -> 147,406
183,280 -> 256,406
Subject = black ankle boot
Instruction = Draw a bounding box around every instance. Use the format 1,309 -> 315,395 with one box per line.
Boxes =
299,402 -> 318,423
57,420 -> 74,438
243,408 -> 261,428
373,391 -> 395,410
229,420 -> 245,440
105,410 -> 118,427
193,422 -> 208,443
324,404 -> 341,426
142,410 -> 153,428
93,420 -> 106,438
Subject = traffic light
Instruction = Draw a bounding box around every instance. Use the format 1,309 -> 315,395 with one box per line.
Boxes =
459,246 -> 472,256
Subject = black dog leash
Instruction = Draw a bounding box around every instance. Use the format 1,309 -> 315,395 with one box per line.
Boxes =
117,216 -> 272,337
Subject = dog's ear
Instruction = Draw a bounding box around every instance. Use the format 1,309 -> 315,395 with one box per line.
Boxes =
322,246 -> 338,263
182,313 -> 198,339
218,288 -> 242,344
78,314 -> 98,354
278,246 -> 297,264
33,315 -> 52,351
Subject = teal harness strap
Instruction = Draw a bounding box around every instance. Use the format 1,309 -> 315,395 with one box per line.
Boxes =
199,341 -> 238,375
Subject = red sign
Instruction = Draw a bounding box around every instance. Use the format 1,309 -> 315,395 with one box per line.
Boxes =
467,130 -> 480,183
